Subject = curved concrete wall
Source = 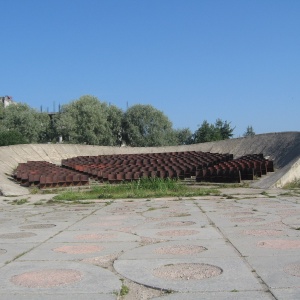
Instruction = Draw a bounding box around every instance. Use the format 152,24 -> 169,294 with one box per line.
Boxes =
0,131 -> 299,195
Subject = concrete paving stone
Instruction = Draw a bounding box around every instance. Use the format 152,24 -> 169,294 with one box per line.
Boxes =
206,211 -> 281,228
224,236 -> 300,257
0,230 -> 55,244
0,243 -> 39,267
49,229 -> 141,243
152,290 -> 274,299
246,256 -> 300,288
271,288 -> 300,300
132,216 -> 208,231
0,292 -> 117,300
220,223 -> 300,238
114,257 -> 263,292
67,214 -> 145,231
141,205 -> 203,219
0,261 -> 121,295
118,239 -> 239,260
1,219 -> 72,232
19,241 -> 139,261
281,214 -> 300,228
131,226 -> 223,240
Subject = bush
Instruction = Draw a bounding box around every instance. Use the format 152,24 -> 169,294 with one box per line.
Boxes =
0,130 -> 28,146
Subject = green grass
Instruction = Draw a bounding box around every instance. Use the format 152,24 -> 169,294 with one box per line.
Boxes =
120,284 -> 129,296
11,198 -> 28,205
284,179 -> 300,189
53,177 -> 220,201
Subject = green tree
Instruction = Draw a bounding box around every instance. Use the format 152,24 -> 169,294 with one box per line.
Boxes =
174,128 -> 193,145
107,104 -> 123,146
54,95 -> 122,145
122,104 -> 177,147
0,130 -> 28,146
192,119 -> 234,143
214,118 -> 235,139
2,103 -> 50,143
193,120 -> 217,143
243,125 -> 255,137
0,104 -> 6,131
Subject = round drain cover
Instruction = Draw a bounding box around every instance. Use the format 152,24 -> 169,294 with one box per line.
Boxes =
155,245 -> 206,255
20,224 -> 56,230
0,232 -> 36,239
153,263 -> 222,280
11,269 -> 82,288
243,229 -> 282,236
257,240 -> 300,249
157,230 -> 199,237
158,221 -> 196,227
53,245 -> 104,254
231,217 -> 265,223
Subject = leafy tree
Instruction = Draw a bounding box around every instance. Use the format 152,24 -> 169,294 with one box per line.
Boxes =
2,103 -> 50,143
54,95 -> 122,145
0,104 -> 6,131
174,128 -> 193,145
192,119 -> 234,143
122,104 -> 177,147
193,120 -> 218,143
0,130 -> 28,146
243,125 -> 255,137
107,104 -> 124,146
214,118 -> 235,139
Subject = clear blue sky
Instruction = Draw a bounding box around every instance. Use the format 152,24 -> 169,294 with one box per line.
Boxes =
1,0 -> 299,137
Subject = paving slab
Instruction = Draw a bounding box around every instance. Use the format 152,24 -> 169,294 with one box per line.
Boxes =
114,257 -> 262,292
19,241 -> 139,261
49,229 -> 141,243
0,293 -> 117,300
0,261 -> 120,295
118,239 -> 238,260
152,291 -> 274,299
246,256 -> 300,288
271,288 -> 300,300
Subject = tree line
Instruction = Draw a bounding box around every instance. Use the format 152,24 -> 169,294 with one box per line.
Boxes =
0,95 -> 254,147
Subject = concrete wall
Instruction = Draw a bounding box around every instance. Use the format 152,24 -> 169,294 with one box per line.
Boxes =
0,131 -> 299,195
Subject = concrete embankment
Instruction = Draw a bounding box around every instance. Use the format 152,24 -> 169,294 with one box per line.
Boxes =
0,132 -> 299,195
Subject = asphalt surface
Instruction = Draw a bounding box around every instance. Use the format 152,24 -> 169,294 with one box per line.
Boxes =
0,187 -> 299,299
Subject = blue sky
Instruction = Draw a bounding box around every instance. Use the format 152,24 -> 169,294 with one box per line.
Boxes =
1,0 -> 299,137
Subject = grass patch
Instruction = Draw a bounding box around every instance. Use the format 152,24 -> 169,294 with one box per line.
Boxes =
120,284 -> 129,296
284,178 -> 300,189
53,178 -> 220,201
46,199 -> 94,205
11,198 -> 28,205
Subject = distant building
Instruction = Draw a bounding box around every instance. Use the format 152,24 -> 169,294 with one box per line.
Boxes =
0,96 -> 16,108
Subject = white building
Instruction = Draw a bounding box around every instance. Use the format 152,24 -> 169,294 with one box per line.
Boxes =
0,96 -> 16,108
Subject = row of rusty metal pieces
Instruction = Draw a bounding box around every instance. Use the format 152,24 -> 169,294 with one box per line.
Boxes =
61,152 -> 233,172
13,161 -> 88,188
100,169 -> 186,183
196,166 -> 251,182
62,152 -> 270,176
195,155 -> 274,182
196,169 -> 242,183
61,152 -> 272,183
62,161 -> 216,181
62,151 -> 233,166
236,154 -> 274,172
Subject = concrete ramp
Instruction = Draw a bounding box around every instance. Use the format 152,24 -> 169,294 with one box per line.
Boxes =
0,132 -> 299,195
